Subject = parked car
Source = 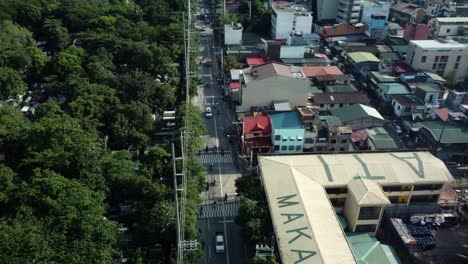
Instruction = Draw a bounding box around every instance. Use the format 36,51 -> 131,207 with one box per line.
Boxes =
205,107 -> 213,118
215,233 -> 225,253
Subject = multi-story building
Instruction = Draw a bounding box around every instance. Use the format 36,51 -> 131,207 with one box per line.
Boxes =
316,0 -> 338,22
242,116 -> 272,155
269,111 -> 305,153
405,39 -> 468,79
271,2 -> 313,40
258,151 -> 454,263
429,17 -> 468,38
337,0 -> 362,24
365,13 -> 387,38
360,0 -> 391,25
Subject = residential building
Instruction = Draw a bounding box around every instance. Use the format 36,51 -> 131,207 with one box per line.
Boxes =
245,55 -> 265,67
418,121 -> 468,161
321,23 -> 367,44
243,116 -> 272,155
303,115 -> 353,152
271,2 -> 313,40
391,94 -> 426,119
346,52 -> 380,78
403,23 -> 429,41
224,23 -> 243,45
412,82 -> 446,109
258,151 -> 454,264
331,104 -> 385,130
405,39 -> 468,79
377,82 -> 411,102
229,69 -> 241,101
269,111 -> 305,153
447,90 -> 468,113
365,13 -> 388,38
316,0 -> 338,22
325,84 -> 358,93
365,127 -> 398,150
360,0 -> 391,25
301,65 -> 350,86
236,62 -> 311,113
390,3 -> 423,23
280,34 -> 317,59
309,92 -> 370,112
429,17 -> 468,38
337,0 -> 362,24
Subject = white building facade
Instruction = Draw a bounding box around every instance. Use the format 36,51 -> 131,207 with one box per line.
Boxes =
317,0 -> 338,21
271,2 -> 313,40
360,0 -> 391,24
337,0 -> 362,24
429,17 -> 468,38
224,23 -> 243,45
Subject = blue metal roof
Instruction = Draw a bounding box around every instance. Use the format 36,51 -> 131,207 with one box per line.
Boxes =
269,111 -> 302,129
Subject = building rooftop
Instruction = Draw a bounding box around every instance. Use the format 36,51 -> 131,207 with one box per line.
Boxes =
325,84 -> 358,93
392,95 -> 424,107
391,2 -> 421,16
311,92 -> 370,105
367,127 -> 399,150
413,82 -> 443,93
346,233 -> 402,264
244,62 -> 304,83
258,151 -> 453,264
434,17 -> 468,23
369,71 -> 399,83
243,116 -> 272,134
320,115 -> 343,126
230,69 -> 241,80
418,121 -> 468,144
410,40 -> 466,50
269,111 -> 303,129
301,66 -> 349,82
348,178 -> 391,206
347,52 -> 380,63
424,72 -> 446,83
378,82 -> 411,95
246,55 -> 265,66
331,104 -> 384,123
272,1 -> 310,14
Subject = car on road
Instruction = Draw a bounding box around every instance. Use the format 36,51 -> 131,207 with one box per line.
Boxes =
215,233 -> 225,253
205,107 -> 213,118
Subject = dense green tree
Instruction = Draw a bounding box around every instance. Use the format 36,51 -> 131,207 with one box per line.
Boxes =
47,45 -> 86,78
89,15 -> 117,32
447,70 -> 459,89
251,256 -> 278,264
0,67 -> 27,100
141,146 -> 172,180
224,54 -> 243,71
0,20 -> 35,48
176,103 -> 207,154
0,46 -> 48,81
42,18 -> 70,52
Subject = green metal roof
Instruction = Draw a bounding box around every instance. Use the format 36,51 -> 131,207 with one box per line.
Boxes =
424,72 -> 446,83
380,52 -> 402,62
390,45 -> 408,54
419,121 -> 468,144
281,57 -> 330,66
369,71 -> 399,83
326,84 -> 358,93
320,115 -> 342,126
415,83 -> 443,93
346,233 -> 402,264
368,127 -> 398,150
309,86 -> 323,94
378,82 -> 410,95
269,111 -> 303,129
348,52 -> 380,63
331,104 -> 384,123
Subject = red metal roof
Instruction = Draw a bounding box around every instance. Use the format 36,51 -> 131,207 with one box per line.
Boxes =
246,55 -> 265,66
243,116 -> 271,134
301,66 -> 348,81
244,137 -> 273,148
229,82 -> 239,90
433,108 -> 450,122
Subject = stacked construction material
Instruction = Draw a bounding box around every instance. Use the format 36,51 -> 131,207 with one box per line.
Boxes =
406,224 -> 436,251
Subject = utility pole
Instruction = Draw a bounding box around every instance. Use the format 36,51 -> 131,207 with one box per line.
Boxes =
248,0 -> 252,20
172,143 -> 183,263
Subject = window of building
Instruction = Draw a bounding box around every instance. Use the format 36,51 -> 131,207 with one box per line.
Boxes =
282,137 -> 287,141
455,63 -> 459,69
410,194 -> 439,204
330,139 -> 337,144
457,56 -> 461,62
421,56 -> 427,63
435,56 -> 440,62
289,137 -> 295,141
354,224 -> 377,233
341,139 -> 347,144
297,137 -> 303,141
440,56 -> 448,62
446,28 -> 451,33
397,105 -> 401,110
281,145 -> 287,151
330,198 -> 346,206
304,138 -> 313,143
437,63 -> 446,70
358,206 -> 381,220
329,147 -> 335,151
340,147 -> 346,151
325,187 -> 347,194
288,145 -> 294,151
296,145 -> 302,151
274,145 -> 280,151
320,104 -> 324,108
253,133 -> 260,136
275,135 -> 281,141
339,104 -> 343,107
413,184 -> 443,191
432,63 -> 437,70
388,196 -> 399,204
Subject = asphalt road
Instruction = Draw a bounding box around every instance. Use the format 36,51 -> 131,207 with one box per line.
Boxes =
194,16 -> 248,264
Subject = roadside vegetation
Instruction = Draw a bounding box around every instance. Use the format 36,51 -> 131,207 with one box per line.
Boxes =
0,0 -> 206,263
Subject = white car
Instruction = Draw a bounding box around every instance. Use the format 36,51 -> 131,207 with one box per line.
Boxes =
205,107 -> 213,118
215,233 -> 225,253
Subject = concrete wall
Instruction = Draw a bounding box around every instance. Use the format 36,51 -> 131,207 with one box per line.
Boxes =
317,0 -> 338,20
429,18 -> 468,38
272,10 -> 294,39
344,194 -> 360,232
360,0 -> 391,24
406,42 -> 468,79
238,76 -> 310,112
272,128 -> 305,153
343,116 -> 384,130
224,24 -> 243,45
295,15 -> 313,35
280,45 -> 306,59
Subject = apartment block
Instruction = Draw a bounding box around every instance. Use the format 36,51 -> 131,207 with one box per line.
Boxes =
429,17 -> 468,38
271,2 -> 313,39
337,0 -> 362,24
406,39 -> 468,79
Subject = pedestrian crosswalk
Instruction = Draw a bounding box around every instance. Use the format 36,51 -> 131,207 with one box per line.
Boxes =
195,152 -> 233,164
199,201 -> 240,219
